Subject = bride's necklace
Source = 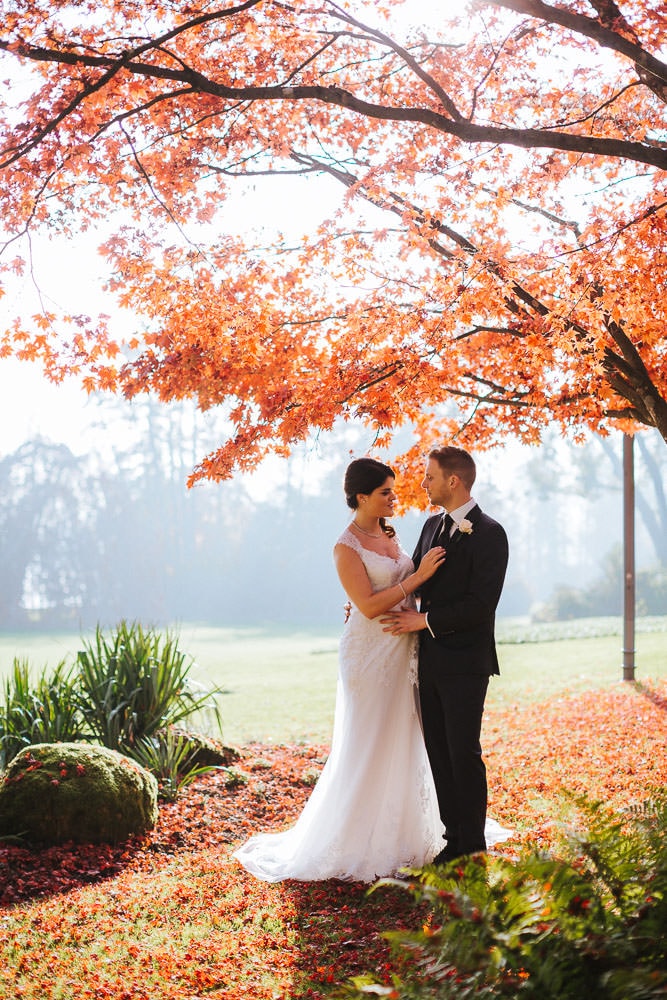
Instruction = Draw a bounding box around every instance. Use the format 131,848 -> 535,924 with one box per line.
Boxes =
352,520 -> 383,539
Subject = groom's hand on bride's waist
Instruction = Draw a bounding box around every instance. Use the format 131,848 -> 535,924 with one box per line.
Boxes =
380,609 -> 428,635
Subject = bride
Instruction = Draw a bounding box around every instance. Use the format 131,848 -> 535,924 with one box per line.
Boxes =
233,458 -> 509,883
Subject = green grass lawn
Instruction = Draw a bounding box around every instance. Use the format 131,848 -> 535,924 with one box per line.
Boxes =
1,619 -> 665,745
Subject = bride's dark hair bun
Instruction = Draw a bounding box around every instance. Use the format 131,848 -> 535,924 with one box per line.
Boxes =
344,458 -> 396,537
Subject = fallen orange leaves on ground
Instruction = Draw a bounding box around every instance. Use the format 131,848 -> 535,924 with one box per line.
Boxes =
0,680 -> 665,999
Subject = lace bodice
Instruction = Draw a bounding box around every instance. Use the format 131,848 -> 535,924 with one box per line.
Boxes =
335,526 -> 418,687
335,525 -> 417,609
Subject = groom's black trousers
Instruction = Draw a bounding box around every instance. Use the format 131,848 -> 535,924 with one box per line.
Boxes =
418,667 -> 489,856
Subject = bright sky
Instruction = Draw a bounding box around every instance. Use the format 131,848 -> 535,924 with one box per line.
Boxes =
0,361 -> 91,456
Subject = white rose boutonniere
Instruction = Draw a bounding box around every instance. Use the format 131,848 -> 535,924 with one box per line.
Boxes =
458,518 -> 474,535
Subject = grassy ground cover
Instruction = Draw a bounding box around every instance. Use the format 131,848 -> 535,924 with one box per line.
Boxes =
1,619 -> 665,743
0,655 -> 665,998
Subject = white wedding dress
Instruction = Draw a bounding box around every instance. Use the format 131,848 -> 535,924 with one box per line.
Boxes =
233,527 -> 510,883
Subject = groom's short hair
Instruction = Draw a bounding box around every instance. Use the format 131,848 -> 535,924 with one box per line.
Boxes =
429,446 -> 476,490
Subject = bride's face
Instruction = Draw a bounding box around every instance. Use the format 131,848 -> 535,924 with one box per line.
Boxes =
362,476 -> 397,519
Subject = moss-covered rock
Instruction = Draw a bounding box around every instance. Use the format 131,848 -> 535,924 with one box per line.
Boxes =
0,743 -> 158,845
168,727 -> 242,768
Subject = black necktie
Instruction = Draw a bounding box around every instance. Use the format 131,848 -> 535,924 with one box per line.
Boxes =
436,513 -> 454,545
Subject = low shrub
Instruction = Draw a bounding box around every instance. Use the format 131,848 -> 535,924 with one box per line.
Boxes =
536,549 -> 667,621
0,622 -> 223,800
347,795 -> 667,1000
76,621 -> 222,752
0,658 -> 84,768
130,728 -> 219,803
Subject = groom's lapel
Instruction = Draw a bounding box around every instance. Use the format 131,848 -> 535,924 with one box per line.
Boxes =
450,504 -> 481,545
467,503 -> 481,525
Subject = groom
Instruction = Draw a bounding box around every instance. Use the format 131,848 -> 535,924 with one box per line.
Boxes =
382,446 -> 508,863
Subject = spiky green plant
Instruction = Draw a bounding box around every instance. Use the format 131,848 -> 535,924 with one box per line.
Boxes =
0,658 -> 84,768
129,728 -> 219,802
75,621 -> 222,751
346,795 -> 667,1000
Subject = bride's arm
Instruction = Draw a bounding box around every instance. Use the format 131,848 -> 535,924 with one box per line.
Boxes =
334,543 -> 446,620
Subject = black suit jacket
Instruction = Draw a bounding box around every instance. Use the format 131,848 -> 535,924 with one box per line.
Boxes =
413,505 -> 508,676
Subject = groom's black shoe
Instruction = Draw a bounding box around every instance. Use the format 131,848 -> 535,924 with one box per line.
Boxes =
433,845 -> 488,866
432,845 -> 462,865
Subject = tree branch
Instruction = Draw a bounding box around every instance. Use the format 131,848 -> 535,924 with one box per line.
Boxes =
491,0 -> 667,94
288,148 -> 666,434
324,4 -> 465,121
601,312 -> 667,437
3,42 -> 666,170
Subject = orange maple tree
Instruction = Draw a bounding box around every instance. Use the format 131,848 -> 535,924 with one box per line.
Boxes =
0,0 -> 665,490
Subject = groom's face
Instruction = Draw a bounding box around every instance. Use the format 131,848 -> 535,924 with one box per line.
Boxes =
422,458 -> 454,509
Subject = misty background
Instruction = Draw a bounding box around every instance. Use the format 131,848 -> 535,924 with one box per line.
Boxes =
2,6 -> 665,639
1,361 -> 665,633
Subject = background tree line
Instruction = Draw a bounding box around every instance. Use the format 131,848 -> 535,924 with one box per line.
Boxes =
0,396 -> 665,632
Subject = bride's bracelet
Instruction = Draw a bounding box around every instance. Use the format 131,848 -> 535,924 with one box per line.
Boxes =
398,581 -> 407,599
